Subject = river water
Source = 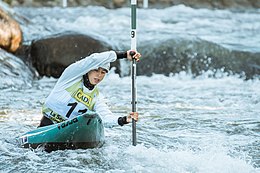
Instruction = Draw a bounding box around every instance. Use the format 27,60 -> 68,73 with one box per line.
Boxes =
0,4 -> 260,173
13,4 -> 260,53
1,72 -> 259,173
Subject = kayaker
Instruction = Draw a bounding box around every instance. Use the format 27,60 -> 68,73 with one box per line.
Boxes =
38,50 -> 141,127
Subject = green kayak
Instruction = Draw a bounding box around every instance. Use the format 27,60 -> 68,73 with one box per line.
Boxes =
19,112 -> 104,152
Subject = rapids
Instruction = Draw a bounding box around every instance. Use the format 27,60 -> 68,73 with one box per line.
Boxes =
0,71 -> 259,172
0,3 -> 259,173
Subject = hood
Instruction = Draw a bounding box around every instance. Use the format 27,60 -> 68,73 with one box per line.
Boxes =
100,62 -> 110,73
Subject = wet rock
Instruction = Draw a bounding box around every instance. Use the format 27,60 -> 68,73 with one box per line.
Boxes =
30,32 -> 119,78
137,38 -> 260,78
0,7 -> 22,53
0,49 -> 34,89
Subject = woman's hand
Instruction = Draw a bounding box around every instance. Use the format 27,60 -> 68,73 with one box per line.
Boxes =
126,112 -> 139,123
126,50 -> 141,62
118,112 -> 139,126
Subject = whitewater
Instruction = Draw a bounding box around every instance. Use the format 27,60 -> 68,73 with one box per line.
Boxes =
0,4 -> 259,173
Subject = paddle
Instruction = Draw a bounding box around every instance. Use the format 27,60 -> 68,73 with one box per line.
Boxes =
130,0 -> 137,146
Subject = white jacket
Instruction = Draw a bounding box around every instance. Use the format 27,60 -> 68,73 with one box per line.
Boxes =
42,51 -> 118,126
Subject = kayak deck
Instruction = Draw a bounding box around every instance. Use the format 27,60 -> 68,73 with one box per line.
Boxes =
19,112 -> 104,152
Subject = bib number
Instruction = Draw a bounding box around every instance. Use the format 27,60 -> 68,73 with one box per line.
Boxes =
65,102 -> 88,118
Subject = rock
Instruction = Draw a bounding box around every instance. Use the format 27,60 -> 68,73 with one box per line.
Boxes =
113,0 -> 125,8
137,38 -> 260,79
0,48 -> 34,89
30,32 -> 119,78
0,7 -> 22,53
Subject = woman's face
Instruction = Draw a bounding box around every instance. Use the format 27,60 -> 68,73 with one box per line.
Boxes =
87,67 -> 107,85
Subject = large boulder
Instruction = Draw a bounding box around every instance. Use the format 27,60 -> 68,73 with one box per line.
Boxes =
0,7 -> 22,53
137,38 -> 260,79
30,32 -> 118,78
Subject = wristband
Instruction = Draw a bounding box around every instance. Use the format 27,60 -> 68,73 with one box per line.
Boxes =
118,116 -> 128,126
115,51 -> 127,59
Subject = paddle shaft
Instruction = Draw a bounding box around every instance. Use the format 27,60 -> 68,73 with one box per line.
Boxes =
131,0 -> 137,146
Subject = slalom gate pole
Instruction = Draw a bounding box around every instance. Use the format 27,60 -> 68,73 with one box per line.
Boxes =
131,0 -> 137,146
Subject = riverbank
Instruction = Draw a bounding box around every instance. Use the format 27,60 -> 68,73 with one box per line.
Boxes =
4,0 -> 260,9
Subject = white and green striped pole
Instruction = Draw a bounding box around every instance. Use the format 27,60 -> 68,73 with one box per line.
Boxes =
131,0 -> 137,146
